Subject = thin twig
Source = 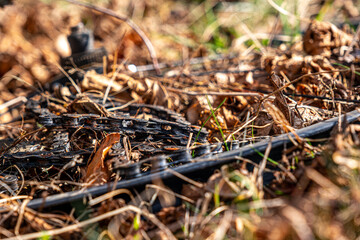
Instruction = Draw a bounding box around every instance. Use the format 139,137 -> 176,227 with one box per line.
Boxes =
0,97 -> 27,113
266,0 -> 311,23
0,196 -> 30,204
165,168 -> 204,188
14,199 -> 31,235
146,184 -> 195,204
211,210 -> 233,240
52,60 -> 82,95
198,206 -> 229,232
102,63 -> 124,104
239,22 -> 267,55
226,69 -> 352,141
12,165 -> 25,195
88,189 -> 135,206
257,138 -> 272,193
344,23 -> 360,59
167,87 -> 264,97
6,205 -> 176,240
65,0 -> 161,74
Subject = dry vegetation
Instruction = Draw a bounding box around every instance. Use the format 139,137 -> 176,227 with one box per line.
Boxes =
1,0 -> 360,239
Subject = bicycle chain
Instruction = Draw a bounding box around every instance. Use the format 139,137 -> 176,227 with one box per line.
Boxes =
38,113 -> 207,144
0,23 -> 236,188
1,95 -> 212,171
1,94 -> 246,182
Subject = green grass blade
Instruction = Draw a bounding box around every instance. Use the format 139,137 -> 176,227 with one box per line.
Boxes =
249,146 -> 278,165
206,95 -> 229,151
332,62 -> 360,76
193,97 -> 227,144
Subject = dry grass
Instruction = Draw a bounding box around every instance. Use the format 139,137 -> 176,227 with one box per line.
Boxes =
1,0 -> 360,239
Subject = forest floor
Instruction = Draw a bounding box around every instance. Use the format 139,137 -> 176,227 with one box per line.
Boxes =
1,0 -> 360,239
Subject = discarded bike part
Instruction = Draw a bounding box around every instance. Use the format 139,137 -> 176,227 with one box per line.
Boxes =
25,110 -> 360,209
2,94 -> 209,170
117,164 -> 142,179
61,47 -> 107,69
111,141 -> 242,178
151,155 -> 168,172
192,144 -> 211,158
37,112 -> 207,145
61,23 -> 107,68
67,23 -> 94,54
47,23 -> 107,93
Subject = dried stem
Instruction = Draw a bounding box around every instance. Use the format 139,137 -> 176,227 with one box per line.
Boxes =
226,69 -> 352,141
6,205 -> 176,240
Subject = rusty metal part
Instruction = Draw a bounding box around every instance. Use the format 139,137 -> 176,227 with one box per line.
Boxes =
1,94 -> 209,171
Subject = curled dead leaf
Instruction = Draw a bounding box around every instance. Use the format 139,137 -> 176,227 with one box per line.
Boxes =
264,101 -> 292,134
126,76 -> 147,93
85,133 -> 121,184
303,21 -> 354,57
264,54 -> 337,83
67,94 -> 109,117
143,78 -> 170,107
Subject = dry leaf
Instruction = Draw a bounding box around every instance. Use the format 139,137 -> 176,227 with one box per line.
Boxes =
126,77 -> 170,108
85,133 -> 121,184
245,71 -> 254,84
143,78 -> 170,107
67,94 -> 109,117
263,53 -> 349,109
303,21 -> 353,56
264,54 -> 337,82
221,107 -> 239,128
186,100 -> 202,125
215,72 -> 234,85
82,70 -> 123,92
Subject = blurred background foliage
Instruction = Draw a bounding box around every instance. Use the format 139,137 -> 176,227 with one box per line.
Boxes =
54,0 -> 359,62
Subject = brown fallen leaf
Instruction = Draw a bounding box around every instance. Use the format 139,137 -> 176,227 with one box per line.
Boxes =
67,94 -> 109,117
220,107 -> 239,129
144,78 -> 170,107
263,53 -> 350,109
186,100 -> 202,125
127,77 -> 171,108
82,70 -> 123,92
85,133 -> 121,184
303,21 -> 353,57
264,54 -> 337,83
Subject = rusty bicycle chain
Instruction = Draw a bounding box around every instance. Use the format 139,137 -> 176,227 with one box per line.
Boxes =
0,23 -> 239,191
0,93 -> 249,186
1,95 -> 218,174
